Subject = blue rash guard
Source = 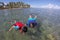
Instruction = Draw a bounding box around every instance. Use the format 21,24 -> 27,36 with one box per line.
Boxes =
27,17 -> 37,27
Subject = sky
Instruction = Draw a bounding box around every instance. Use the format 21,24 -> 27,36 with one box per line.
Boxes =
0,0 -> 60,9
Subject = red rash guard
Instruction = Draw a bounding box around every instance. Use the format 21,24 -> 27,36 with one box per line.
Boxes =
14,22 -> 25,29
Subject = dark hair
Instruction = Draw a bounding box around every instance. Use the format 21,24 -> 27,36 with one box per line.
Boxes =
22,26 -> 28,32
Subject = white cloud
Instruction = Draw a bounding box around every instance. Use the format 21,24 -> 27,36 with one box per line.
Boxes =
39,3 -> 60,9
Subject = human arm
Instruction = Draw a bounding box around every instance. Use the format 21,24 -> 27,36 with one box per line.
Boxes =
29,15 -> 32,18
8,26 -> 14,32
34,16 -> 37,20
34,16 -> 37,19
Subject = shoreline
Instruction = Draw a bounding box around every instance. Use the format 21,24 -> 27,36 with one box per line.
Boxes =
0,7 -> 30,10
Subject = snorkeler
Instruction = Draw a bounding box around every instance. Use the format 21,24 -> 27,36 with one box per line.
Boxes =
27,15 -> 37,28
8,20 -> 28,34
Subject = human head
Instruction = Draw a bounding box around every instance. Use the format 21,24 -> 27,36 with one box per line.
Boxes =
22,26 -> 28,33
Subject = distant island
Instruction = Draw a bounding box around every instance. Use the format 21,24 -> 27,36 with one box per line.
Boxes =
0,2 -> 30,9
